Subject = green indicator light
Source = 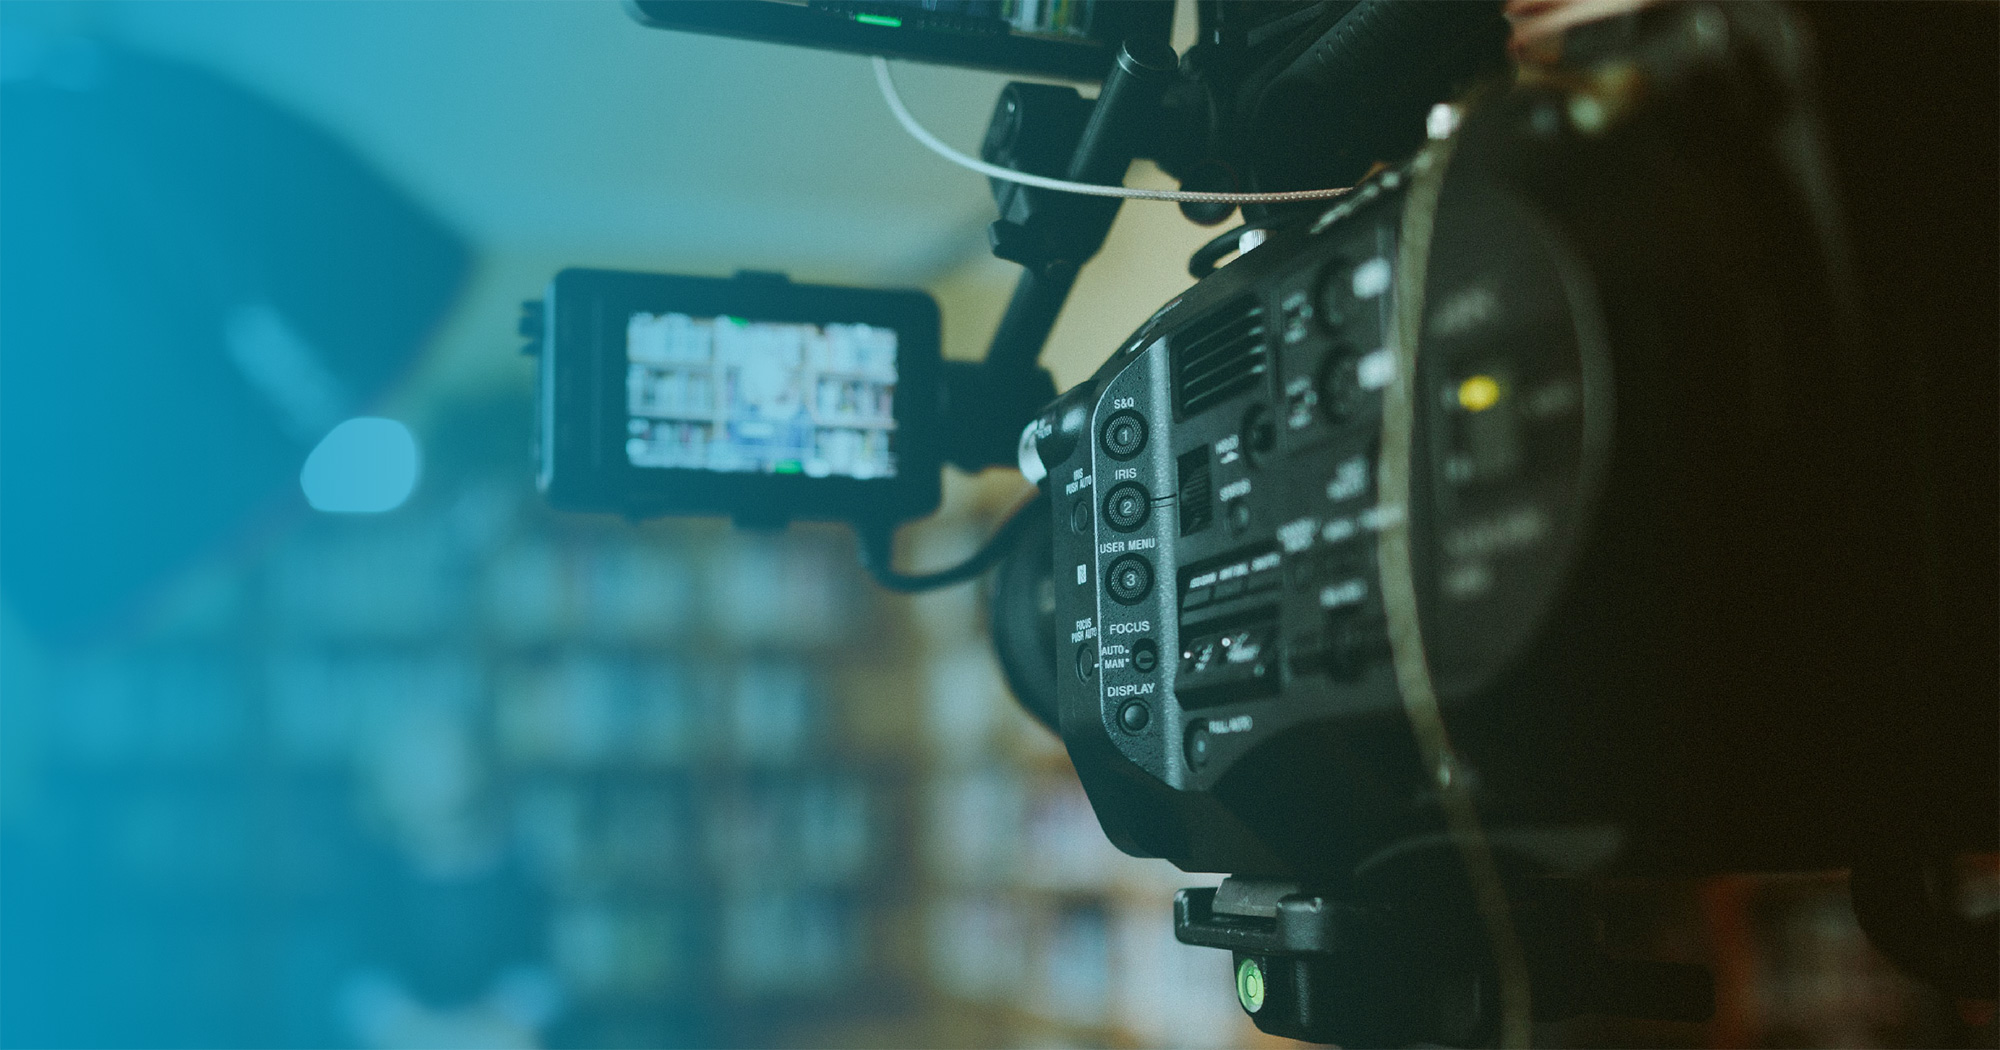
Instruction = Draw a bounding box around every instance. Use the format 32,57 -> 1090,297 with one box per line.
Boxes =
1235,957 -> 1267,1014
774,460 -> 803,474
854,13 -> 901,27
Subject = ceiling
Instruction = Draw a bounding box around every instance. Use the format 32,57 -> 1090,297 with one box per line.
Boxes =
87,0 -> 1040,284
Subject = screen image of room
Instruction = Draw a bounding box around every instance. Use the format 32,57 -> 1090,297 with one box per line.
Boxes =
625,312 -> 899,479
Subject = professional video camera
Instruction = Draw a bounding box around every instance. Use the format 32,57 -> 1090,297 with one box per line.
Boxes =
525,2 -> 1997,1044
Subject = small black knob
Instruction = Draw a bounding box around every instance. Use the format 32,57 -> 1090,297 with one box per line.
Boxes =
1132,639 -> 1159,673
1186,723 -> 1213,769
1244,404 -> 1277,468
1117,37 -> 1178,77
1177,160 -> 1240,227
1318,345 -> 1367,424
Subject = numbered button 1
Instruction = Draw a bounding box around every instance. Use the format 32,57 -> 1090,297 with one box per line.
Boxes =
1100,410 -> 1148,460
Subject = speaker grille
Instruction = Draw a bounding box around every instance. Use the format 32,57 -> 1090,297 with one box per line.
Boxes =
1173,296 -> 1268,418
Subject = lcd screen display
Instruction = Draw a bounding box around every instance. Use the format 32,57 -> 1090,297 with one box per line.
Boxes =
624,312 -> 899,479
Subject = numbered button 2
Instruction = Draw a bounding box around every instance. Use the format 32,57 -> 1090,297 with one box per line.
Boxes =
1102,482 -> 1151,532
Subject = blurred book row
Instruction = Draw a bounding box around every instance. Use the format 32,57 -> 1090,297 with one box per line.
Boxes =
7,476 -> 917,1049
179,488 -> 866,646
41,639 -> 852,773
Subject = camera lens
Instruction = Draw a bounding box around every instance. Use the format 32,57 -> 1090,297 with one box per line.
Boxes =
1105,554 -> 1154,604
1102,482 -> 1151,532
1100,410 -> 1148,460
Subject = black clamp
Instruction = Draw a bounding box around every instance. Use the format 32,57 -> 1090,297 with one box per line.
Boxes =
939,360 -> 1056,474
1176,876 -> 1714,1047
941,39 -> 1178,476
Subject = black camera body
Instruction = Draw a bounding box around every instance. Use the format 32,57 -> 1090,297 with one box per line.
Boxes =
1018,33 -> 1991,883
565,2 -> 1996,1040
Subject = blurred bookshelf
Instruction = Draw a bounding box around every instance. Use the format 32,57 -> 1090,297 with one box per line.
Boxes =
9,389 -> 1278,1049
10,393 -> 1990,1049
14,382 -> 920,1046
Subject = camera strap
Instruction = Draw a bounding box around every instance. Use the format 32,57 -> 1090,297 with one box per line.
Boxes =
1375,124 -> 1536,1049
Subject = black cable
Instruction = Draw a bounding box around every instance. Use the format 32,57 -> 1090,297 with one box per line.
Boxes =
1188,221 -> 1275,279
856,495 -> 1043,593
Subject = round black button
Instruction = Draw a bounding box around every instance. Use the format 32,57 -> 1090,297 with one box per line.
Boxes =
1186,723 -> 1213,769
1100,410 -> 1148,460
1075,642 -> 1097,681
1105,554 -> 1154,605
1317,259 -> 1356,332
1131,639 -> 1159,674
1102,482 -> 1151,532
1318,345 -> 1367,424
1243,404 -> 1277,467
1070,498 -> 1093,534
1118,701 -> 1150,733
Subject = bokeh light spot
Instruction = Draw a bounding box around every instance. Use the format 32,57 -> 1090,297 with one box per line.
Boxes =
300,417 -> 420,513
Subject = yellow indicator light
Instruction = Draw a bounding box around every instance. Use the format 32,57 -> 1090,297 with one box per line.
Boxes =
1458,374 -> 1501,412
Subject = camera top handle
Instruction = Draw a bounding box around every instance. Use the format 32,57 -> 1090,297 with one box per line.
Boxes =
857,39 -> 1177,592
938,38 -> 1180,476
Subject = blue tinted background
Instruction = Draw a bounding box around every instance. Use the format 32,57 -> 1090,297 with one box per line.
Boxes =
6,5 -> 1955,1049
0,7 -> 1122,1048
0,8 -> 892,1047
